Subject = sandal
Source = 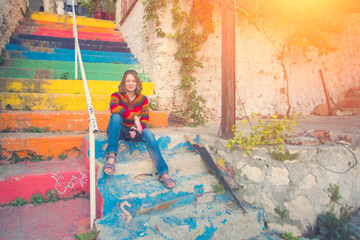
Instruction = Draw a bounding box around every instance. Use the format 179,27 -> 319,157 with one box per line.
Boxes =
158,176 -> 176,189
104,154 -> 116,175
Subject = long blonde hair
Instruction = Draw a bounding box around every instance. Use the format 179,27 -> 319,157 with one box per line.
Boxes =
118,70 -> 143,95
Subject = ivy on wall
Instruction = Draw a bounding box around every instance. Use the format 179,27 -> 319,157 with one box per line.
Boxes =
142,0 -> 214,126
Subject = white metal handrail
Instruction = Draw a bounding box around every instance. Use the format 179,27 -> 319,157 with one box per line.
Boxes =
71,0 -> 99,230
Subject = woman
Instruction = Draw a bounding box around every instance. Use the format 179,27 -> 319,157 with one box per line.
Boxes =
104,70 -> 176,189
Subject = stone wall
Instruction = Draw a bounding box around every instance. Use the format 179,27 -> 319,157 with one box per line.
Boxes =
201,134 -> 360,236
117,1 -> 360,120
0,0 -> 28,55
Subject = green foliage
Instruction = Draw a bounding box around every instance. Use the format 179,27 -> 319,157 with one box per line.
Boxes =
142,0 -> 168,37
31,193 -> 44,206
74,229 -> 100,240
80,0 -> 97,17
328,184 -> 341,211
104,0 -> 116,14
29,153 -> 43,162
211,182 -> 225,194
60,72 -> 69,80
30,126 -> 50,133
268,149 -> 299,161
143,0 -> 214,126
2,127 -> 10,133
282,232 -> 299,240
0,55 -> 5,65
148,99 -> 159,110
274,206 -> 287,219
45,190 -> 59,203
58,152 -> 68,161
226,114 -> 298,155
315,210 -> 355,240
182,90 -> 205,126
12,197 -> 27,207
25,105 -> 31,111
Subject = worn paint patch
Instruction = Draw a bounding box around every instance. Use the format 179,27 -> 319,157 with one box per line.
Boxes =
195,220 -> 217,240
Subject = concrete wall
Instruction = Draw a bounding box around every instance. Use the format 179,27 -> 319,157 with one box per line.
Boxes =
117,1 -> 360,120
0,0 -> 28,55
202,134 -> 360,236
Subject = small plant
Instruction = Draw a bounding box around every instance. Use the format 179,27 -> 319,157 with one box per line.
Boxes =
211,183 -> 225,194
74,229 -> 100,240
274,206 -> 287,219
25,105 -> 31,111
282,232 -> 299,240
60,72 -> 69,80
104,0 -> 115,15
80,0 -> 97,17
148,99 -> 159,110
0,55 -> 6,65
1,127 -> 10,133
30,126 -> 50,133
12,197 -> 27,207
31,193 -> 44,206
29,154 -> 43,162
328,184 -> 341,211
226,114 -> 298,155
268,149 -> 299,161
58,152 -> 68,161
315,211 -> 355,240
45,190 -> 59,203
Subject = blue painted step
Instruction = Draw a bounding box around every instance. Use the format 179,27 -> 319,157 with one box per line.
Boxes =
6,44 -> 135,59
5,50 -> 138,64
91,133 -> 274,240
11,34 -> 130,52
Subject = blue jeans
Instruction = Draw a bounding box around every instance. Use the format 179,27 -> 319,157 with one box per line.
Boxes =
106,113 -> 169,176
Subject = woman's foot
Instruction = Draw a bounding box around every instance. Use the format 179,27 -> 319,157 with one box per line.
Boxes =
104,153 -> 116,175
159,173 -> 176,189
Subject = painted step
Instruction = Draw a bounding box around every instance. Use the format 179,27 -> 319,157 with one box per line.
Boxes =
89,133 -> 266,239
0,197 -> 90,240
11,35 -> 130,52
96,197 -> 267,240
16,27 -> 124,42
19,19 -> 120,34
29,12 -> 117,29
0,66 -> 150,81
0,79 -> 153,95
0,132 -> 86,159
0,156 -> 89,205
0,110 -> 168,132
4,50 -> 138,64
6,44 -> 134,59
0,60 -> 150,81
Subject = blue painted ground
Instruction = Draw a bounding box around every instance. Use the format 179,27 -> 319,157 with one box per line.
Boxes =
91,134 -> 285,240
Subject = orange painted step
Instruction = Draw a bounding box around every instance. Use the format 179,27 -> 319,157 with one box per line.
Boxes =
0,132 -> 85,160
0,110 -> 168,132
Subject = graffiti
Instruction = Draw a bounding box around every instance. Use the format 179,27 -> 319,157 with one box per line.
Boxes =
52,171 -> 88,195
118,200 -> 132,223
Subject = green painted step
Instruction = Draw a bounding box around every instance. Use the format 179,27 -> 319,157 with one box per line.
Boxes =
0,67 -> 150,82
1,59 -> 150,81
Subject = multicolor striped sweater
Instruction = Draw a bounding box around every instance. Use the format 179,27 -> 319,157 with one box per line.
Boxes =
110,92 -> 149,129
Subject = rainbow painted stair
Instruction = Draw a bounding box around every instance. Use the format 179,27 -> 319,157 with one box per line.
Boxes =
0,11 -> 163,239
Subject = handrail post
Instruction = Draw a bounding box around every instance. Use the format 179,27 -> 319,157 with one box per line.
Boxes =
71,0 -> 98,230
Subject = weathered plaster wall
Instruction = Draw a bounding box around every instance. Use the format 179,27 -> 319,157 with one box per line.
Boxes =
202,134 -> 360,236
118,1 -> 360,120
0,0 -> 28,54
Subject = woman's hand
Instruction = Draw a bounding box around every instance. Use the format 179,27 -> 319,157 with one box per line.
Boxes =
129,127 -> 137,139
134,115 -> 143,134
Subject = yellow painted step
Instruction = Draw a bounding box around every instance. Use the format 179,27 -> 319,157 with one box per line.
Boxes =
1,79 -> 154,96
30,12 -> 117,29
1,92 -> 112,111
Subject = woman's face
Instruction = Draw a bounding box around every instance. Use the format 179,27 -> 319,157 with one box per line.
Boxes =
124,74 -> 137,93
